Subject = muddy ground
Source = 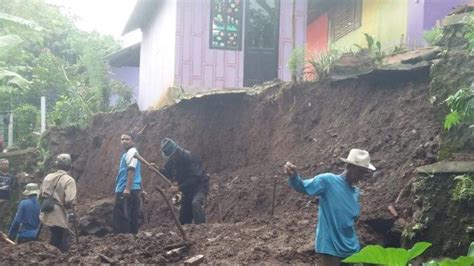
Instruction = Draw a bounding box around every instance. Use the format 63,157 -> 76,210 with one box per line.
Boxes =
0,67 -> 445,263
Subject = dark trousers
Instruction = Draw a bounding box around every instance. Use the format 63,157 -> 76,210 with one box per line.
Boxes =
179,189 -> 207,225
113,190 -> 141,234
50,226 -> 70,253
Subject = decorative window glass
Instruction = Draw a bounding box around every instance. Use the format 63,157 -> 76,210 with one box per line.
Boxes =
329,0 -> 362,42
210,0 -> 243,50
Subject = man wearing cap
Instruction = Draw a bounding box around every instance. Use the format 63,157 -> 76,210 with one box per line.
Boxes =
284,149 -> 376,266
160,138 -> 209,225
8,183 -> 41,243
39,153 -> 76,253
113,132 -> 143,234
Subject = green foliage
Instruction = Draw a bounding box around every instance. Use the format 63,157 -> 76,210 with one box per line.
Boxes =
354,33 -> 384,62
465,15 -> 474,54
12,103 -> 39,148
287,47 -> 305,82
443,86 -> 474,130
306,50 -> 340,81
423,242 -> 474,266
402,222 -> 425,242
451,175 -> 474,203
0,0 -> 133,147
424,27 -> 443,46
342,242 -> 432,265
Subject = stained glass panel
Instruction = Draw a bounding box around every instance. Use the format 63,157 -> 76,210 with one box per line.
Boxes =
210,0 -> 243,50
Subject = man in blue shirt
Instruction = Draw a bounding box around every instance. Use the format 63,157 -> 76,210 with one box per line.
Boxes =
8,183 -> 41,243
284,149 -> 375,266
113,132 -> 143,234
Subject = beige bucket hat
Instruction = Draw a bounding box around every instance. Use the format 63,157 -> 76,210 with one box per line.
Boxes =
23,183 -> 40,196
340,149 -> 376,170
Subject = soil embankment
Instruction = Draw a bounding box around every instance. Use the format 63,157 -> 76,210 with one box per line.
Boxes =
2,68 -> 443,263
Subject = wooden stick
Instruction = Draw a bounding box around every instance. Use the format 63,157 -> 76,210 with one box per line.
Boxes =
136,153 -> 189,242
216,181 -> 223,223
0,232 -> 16,245
98,253 -> 115,263
395,176 -> 416,204
270,174 -> 278,216
154,185 -> 189,242
134,152 -> 174,187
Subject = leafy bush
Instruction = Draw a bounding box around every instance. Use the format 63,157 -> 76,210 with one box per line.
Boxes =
424,27 -> 443,46
287,47 -> 305,82
465,15 -> 474,54
423,242 -> 474,266
12,103 -> 39,148
354,33 -> 384,62
342,242 -> 431,265
443,86 -> 474,130
0,0 -> 133,146
451,175 -> 474,203
306,50 -> 340,81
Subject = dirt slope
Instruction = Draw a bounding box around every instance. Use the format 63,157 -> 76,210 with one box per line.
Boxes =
1,68 -> 443,263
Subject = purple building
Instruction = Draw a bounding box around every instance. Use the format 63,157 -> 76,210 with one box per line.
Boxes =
121,0 -> 472,110
122,0 -> 307,110
407,0 -> 471,47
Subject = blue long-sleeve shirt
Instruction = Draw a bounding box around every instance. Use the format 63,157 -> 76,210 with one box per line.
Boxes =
8,196 -> 41,239
288,173 -> 361,258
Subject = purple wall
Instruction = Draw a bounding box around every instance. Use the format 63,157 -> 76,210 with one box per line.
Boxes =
408,0 -> 470,48
110,66 -> 140,102
423,0 -> 470,30
174,0 -> 307,92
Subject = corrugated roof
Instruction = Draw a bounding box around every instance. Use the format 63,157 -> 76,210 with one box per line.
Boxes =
122,0 -> 159,35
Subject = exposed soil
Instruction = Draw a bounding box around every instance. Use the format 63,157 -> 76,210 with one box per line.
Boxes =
1,68 -> 445,263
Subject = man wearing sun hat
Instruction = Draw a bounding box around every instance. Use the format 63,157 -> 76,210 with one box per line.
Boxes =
284,149 -> 376,266
39,153 -> 77,253
7,183 -> 41,243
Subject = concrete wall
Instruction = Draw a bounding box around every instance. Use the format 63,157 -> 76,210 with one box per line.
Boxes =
331,0 -> 408,52
139,0 -> 177,110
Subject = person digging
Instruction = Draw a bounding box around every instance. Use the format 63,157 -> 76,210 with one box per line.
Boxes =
284,149 -> 375,266
159,138 -> 209,225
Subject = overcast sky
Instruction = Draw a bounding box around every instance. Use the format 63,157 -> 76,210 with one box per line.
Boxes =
45,0 -> 140,46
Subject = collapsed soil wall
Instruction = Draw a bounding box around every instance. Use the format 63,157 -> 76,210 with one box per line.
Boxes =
46,68 -> 442,245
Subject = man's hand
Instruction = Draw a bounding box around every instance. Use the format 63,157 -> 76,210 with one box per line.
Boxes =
284,161 -> 298,177
169,185 -> 179,194
123,187 -> 131,198
141,190 -> 148,203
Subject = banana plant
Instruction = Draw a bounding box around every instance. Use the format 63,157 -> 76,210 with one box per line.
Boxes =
342,242 -> 432,265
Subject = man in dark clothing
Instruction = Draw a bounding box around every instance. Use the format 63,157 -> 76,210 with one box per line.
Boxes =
8,183 -> 41,243
160,138 -> 209,225
0,158 -> 13,200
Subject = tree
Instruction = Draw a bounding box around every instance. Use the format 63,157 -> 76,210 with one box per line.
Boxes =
0,0 -> 133,148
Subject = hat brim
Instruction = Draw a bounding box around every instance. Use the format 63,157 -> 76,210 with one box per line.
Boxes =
340,158 -> 376,171
23,190 -> 39,196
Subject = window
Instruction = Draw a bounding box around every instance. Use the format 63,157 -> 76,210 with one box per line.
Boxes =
329,0 -> 362,42
210,0 -> 243,50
